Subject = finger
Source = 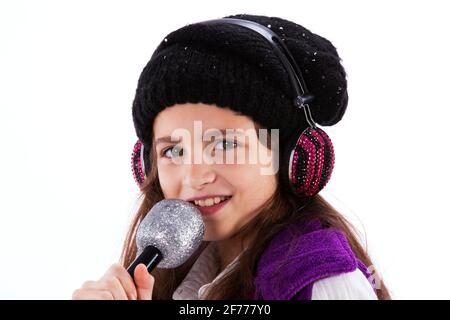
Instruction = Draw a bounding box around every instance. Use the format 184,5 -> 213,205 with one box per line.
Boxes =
81,280 -> 99,289
134,263 -> 154,300
72,288 -> 114,300
102,263 -> 137,300
100,276 -> 129,300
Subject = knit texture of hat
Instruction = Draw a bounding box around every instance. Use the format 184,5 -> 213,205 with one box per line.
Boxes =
131,13 -> 348,190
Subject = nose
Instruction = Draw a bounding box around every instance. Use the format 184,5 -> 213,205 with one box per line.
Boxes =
182,162 -> 216,190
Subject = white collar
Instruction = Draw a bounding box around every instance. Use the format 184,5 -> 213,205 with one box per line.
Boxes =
172,241 -> 241,299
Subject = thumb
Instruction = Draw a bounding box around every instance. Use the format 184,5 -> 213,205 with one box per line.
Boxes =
134,263 -> 155,300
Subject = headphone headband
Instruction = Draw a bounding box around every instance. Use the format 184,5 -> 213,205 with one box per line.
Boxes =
198,18 -> 316,128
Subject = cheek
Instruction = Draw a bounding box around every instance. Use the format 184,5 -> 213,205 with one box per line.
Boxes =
221,162 -> 275,203
156,162 -> 180,197
235,166 -> 276,206
217,163 -> 246,180
219,160 -> 267,186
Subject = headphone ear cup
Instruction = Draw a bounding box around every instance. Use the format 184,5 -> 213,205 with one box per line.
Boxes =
288,127 -> 335,197
131,140 -> 147,188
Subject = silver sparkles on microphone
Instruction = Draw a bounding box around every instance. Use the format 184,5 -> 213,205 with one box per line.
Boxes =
127,199 -> 204,279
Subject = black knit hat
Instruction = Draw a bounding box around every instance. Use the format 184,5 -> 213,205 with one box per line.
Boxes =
132,13 -> 348,189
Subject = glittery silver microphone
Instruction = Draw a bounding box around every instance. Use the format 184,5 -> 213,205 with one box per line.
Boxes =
127,199 -> 204,279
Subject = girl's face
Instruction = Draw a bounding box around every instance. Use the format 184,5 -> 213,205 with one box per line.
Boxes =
153,103 -> 277,241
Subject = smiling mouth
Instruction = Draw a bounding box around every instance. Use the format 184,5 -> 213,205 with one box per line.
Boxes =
188,196 -> 233,208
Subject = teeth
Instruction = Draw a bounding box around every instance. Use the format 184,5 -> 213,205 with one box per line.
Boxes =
194,196 -> 230,207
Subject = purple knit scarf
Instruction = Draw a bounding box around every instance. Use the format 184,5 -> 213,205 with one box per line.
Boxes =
253,219 -> 375,300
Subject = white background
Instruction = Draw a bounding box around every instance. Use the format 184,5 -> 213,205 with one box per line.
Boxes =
1,0 -> 449,299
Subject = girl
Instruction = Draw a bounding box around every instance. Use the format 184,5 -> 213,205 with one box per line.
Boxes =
73,14 -> 391,300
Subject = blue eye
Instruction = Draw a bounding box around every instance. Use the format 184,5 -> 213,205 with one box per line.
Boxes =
162,145 -> 183,158
215,139 -> 238,150
161,140 -> 238,159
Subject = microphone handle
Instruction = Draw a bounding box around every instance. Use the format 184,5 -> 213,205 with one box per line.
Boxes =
127,245 -> 163,279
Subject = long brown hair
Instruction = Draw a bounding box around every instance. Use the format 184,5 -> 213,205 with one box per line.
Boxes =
120,122 -> 391,300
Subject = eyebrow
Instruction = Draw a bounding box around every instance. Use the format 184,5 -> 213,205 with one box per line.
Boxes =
155,128 -> 246,145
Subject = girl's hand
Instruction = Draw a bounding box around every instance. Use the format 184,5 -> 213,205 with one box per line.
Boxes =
72,263 -> 155,300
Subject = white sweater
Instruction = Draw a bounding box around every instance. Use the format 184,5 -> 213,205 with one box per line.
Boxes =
172,242 -> 378,300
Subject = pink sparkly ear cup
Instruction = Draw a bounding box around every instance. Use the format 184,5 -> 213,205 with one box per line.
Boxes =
288,127 -> 335,197
131,140 -> 146,187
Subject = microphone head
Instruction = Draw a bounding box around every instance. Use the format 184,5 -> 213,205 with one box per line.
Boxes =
135,198 -> 205,268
